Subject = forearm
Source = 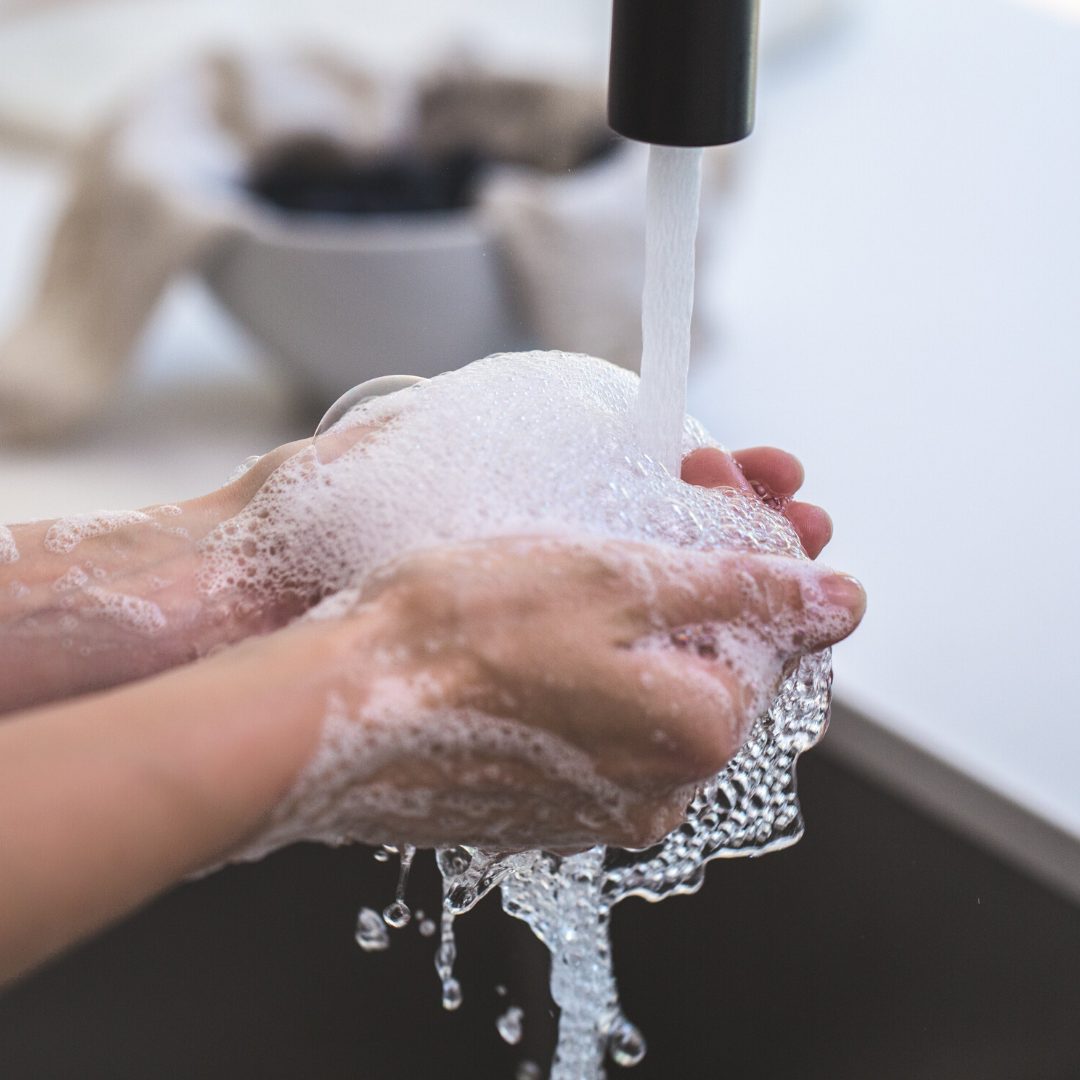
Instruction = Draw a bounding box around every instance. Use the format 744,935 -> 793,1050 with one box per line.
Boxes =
0,614 -> 355,987
0,486 -> 296,714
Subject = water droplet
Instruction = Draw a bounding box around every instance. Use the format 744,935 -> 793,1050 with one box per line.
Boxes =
383,900 -> 411,929
354,907 -> 389,952
497,1005 -> 524,1045
437,845 -> 472,877
607,1017 -> 646,1067
516,1062 -> 543,1080
441,977 -> 463,1011
448,884 -> 477,912
418,918 -> 437,938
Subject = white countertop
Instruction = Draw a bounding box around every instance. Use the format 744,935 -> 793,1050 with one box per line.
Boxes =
1,0 -> 1077,893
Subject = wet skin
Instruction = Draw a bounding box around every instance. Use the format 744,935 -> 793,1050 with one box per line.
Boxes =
0,441 -> 862,986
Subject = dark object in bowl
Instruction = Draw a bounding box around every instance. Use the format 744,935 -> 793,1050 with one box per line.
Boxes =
248,137 -> 486,216
247,128 -> 620,218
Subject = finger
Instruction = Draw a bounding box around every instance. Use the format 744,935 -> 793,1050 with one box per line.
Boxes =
736,555 -> 865,652
621,552 -> 864,783
641,549 -> 865,651
785,501 -> 833,560
610,649 -> 749,782
681,447 -> 754,493
731,446 -> 805,498
614,636 -> 800,783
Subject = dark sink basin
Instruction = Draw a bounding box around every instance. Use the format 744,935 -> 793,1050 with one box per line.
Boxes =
2,750 -> 1078,1079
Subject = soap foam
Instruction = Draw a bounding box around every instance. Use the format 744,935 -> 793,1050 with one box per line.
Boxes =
247,683 -> 644,861
199,351 -> 805,615
44,510 -> 157,554
42,562 -> 165,636
0,525 -> 19,564
52,565 -> 90,592
80,586 -> 167,635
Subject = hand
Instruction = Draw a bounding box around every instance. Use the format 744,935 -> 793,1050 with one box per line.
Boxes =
0,428 -> 364,714
0,436 -> 837,717
245,532 -> 865,855
0,472 -> 864,984
201,440 -> 837,650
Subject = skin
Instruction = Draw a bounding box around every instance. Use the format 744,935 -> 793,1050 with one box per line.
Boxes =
0,442 -> 862,987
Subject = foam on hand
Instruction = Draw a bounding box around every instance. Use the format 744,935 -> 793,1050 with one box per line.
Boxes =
200,350 -> 834,1079
0,525 -> 19,564
199,350 -> 806,612
44,510 -> 157,554
43,505 -> 188,556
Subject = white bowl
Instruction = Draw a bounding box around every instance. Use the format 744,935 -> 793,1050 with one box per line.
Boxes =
203,207 -> 529,405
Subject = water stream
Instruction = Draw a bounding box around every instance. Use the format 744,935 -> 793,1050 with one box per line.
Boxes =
348,145 -> 832,1077
635,146 -> 704,476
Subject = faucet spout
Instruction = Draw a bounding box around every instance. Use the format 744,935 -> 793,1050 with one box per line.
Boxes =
607,0 -> 760,148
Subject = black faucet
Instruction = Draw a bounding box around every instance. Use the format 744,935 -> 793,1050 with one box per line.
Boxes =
608,0 -> 760,148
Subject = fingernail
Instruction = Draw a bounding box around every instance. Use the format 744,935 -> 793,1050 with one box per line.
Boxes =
820,573 -> 866,615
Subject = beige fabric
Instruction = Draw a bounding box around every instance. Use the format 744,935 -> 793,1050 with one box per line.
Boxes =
0,50 -> 704,442
0,121 -> 223,439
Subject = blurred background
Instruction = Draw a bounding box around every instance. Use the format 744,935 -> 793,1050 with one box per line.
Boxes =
0,1 -> 1078,1077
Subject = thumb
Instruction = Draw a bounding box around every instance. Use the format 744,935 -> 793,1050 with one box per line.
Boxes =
744,554 -> 866,654
803,566 -> 865,650
646,547 -> 866,653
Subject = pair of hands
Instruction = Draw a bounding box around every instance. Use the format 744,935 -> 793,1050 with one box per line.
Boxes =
221,441 -> 862,854
0,435 -> 857,854
0,437 -> 862,986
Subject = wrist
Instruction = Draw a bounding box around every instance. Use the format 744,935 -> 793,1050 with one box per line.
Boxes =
0,492 -> 265,711
180,440 -> 319,642
143,596 -> 399,863
0,609 -> 350,980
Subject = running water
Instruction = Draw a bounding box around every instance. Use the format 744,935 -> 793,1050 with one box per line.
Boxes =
339,145 -> 831,1078
33,132 -> 832,1070
458,147 -> 827,1077
635,146 -> 704,475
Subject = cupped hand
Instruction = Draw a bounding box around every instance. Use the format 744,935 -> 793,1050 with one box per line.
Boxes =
248,534 -> 865,855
